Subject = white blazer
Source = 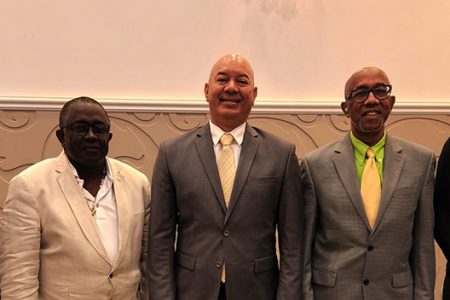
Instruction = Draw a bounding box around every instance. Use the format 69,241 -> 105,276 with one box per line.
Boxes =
0,152 -> 150,300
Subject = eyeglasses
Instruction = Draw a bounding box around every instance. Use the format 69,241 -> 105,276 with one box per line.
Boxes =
346,84 -> 392,103
61,121 -> 110,135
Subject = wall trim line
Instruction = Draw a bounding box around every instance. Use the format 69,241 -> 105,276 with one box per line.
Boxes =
1,96 -> 449,114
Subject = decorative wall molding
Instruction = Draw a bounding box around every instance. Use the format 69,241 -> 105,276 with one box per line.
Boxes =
1,96 -> 450,114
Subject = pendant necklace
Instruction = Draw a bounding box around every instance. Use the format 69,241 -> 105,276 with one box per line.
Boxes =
85,172 -> 106,217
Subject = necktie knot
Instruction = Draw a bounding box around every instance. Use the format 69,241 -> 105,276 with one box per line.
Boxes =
220,133 -> 234,146
366,148 -> 375,159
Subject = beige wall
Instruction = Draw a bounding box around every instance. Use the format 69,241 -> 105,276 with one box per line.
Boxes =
2,1 -> 450,103
0,105 -> 449,297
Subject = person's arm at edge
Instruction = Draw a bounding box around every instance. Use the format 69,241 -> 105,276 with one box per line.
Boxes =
0,175 -> 40,299
148,143 -> 177,300
139,177 -> 151,300
434,137 -> 450,258
299,157 -> 318,300
276,145 -> 304,300
411,151 -> 436,300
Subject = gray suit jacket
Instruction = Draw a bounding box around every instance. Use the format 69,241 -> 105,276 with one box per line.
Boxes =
0,152 -> 150,300
301,134 -> 435,300
149,124 -> 303,300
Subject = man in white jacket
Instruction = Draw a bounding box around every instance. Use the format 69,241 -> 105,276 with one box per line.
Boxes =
0,96 -> 150,299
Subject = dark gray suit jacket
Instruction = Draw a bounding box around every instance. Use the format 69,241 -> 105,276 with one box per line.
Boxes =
301,134 -> 435,300
149,124 -> 303,300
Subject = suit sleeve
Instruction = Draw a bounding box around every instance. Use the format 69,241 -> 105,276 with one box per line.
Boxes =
139,178 -> 151,300
276,145 -> 304,300
299,157 -> 318,300
411,151 -> 436,300
0,175 -> 40,299
435,137 -> 450,259
148,143 -> 177,300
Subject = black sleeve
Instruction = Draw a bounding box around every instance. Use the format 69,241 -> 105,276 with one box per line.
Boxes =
434,137 -> 450,259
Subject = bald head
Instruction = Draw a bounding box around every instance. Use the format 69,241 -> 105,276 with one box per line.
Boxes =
341,66 -> 395,146
344,67 -> 390,98
208,54 -> 255,84
204,54 -> 257,132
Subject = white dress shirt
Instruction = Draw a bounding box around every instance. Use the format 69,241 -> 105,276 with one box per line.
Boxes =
67,155 -> 119,264
209,120 -> 246,168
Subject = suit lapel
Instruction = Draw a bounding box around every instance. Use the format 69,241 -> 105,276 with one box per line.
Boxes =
224,125 -> 260,224
333,136 -> 372,231
109,161 -> 131,271
55,152 -> 111,265
194,125 -> 227,212
373,136 -> 405,230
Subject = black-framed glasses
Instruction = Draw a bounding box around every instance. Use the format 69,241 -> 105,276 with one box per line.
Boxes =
61,121 -> 110,135
346,84 -> 392,103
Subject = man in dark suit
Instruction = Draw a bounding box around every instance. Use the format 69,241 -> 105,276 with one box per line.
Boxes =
149,54 -> 303,300
434,136 -> 450,299
301,67 -> 435,300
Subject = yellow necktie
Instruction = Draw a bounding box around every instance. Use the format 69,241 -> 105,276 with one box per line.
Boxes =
218,133 -> 235,282
218,133 -> 236,208
361,148 -> 381,229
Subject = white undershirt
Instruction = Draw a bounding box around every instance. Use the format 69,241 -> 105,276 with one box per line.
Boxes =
67,155 -> 119,264
209,120 -> 245,168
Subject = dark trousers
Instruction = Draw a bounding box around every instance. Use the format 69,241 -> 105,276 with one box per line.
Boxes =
444,272 -> 450,300
218,282 -> 226,300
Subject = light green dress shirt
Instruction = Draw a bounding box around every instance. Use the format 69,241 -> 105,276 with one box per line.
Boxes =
350,131 -> 386,186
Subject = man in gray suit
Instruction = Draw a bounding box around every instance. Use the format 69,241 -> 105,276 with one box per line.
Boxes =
149,54 -> 303,300
301,67 -> 435,299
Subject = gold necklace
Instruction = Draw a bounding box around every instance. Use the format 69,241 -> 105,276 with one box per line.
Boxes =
85,175 -> 106,217
86,201 -> 98,216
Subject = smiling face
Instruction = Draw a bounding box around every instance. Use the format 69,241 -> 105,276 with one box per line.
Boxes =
56,100 -> 112,170
341,67 -> 396,145
204,54 -> 258,132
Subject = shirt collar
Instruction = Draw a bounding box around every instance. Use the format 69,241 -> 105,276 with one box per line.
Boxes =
65,153 -> 113,184
350,131 -> 386,165
209,120 -> 246,146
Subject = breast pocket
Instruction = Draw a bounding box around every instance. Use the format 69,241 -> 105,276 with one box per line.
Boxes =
247,176 -> 279,186
246,177 -> 281,214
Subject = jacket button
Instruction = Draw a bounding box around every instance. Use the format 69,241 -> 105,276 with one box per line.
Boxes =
368,245 -> 374,251
363,279 -> 370,285
224,230 -> 230,237
216,261 -> 222,268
